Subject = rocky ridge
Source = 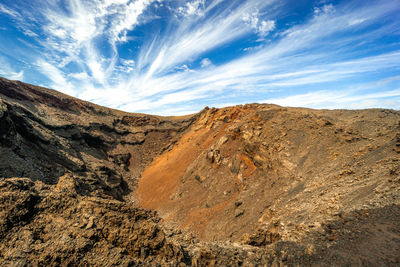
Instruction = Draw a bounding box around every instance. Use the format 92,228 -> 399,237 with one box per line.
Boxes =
0,76 -> 399,266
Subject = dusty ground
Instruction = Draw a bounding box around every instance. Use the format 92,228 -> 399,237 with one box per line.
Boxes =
0,76 -> 399,266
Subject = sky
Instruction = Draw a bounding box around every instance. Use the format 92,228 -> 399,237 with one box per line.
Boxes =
0,0 -> 399,115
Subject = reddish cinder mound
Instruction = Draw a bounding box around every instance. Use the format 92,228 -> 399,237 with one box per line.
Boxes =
137,103 -> 400,250
138,107 -> 241,237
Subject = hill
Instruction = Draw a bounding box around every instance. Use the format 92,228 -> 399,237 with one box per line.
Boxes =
1,76 -> 399,265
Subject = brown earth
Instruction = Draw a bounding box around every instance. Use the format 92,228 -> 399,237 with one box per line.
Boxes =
0,76 -> 399,266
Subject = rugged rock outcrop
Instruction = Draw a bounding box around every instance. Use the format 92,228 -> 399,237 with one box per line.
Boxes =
1,76 -> 399,266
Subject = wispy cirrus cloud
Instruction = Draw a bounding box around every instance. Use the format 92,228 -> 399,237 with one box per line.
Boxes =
0,67 -> 24,81
128,0 -> 400,113
135,0 -> 277,80
262,88 -> 400,110
242,11 -> 276,37
0,55 -> 24,81
0,0 -> 399,115
177,0 -> 205,17
38,0 -> 158,87
36,59 -> 75,95
0,3 -> 19,18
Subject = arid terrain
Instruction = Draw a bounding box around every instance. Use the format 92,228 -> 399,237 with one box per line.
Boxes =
0,76 -> 399,266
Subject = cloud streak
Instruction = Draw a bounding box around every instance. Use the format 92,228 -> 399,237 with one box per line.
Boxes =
263,88 -> 400,110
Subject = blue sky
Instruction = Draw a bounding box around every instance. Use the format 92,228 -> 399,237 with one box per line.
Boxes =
0,0 -> 399,115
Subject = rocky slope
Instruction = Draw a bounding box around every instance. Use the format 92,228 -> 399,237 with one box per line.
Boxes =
0,76 -> 399,266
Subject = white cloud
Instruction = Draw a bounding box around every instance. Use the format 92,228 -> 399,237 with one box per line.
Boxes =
69,72 -> 89,80
36,60 -> 75,95
118,59 -> 135,73
36,0 -> 156,87
314,4 -> 335,15
258,20 -> 276,36
176,64 -> 192,72
21,28 -> 38,37
177,0 -> 205,17
121,59 -> 135,66
0,56 -> 24,81
348,18 -> 367,26
0,3 -> 40,39
137,0 -> 277,80
242,12 -> 276,36
263,89 -> 400,110
0,4 -> 19,18
348,99 -> 399,109
200,58 -> 212,68
0,70 -> 24,81
263,90 -> 346,107
109,0 -> 156,43
9,71 -> 24,80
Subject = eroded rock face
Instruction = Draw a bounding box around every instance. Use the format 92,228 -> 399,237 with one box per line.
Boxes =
0,77 -> 197,265
0,77 -> 195,199
0,177 -> 190,266
1,77 -> 400,265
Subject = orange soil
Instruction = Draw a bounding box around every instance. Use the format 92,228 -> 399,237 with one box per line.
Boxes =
137,108 -> 243,236
182,192 -> 238,238
138,126 -> 215,210
239,154 -> 257,178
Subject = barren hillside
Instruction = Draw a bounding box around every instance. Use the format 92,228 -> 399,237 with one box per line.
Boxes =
0,76 -> 399,266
